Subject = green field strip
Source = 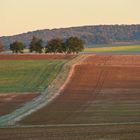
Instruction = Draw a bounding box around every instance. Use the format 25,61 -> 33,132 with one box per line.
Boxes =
0,60 -> 66,93
84,45 -> 140,52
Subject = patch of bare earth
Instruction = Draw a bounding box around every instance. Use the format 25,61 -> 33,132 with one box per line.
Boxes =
0,93 -> 39,116
0,54 -> 76,60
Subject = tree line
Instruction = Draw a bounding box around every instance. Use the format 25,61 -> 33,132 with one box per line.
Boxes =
7,36 -> 84,54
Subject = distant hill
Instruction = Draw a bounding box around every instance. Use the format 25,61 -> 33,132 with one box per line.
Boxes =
1,25 -> 140,48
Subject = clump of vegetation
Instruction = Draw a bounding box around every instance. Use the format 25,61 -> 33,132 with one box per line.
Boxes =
46,37 -> 84,54
10,41 -> 24,53
8,36 -> 84,54
65,37 -> 84,54
29,36 -> 44,53
46,38 -> 63,53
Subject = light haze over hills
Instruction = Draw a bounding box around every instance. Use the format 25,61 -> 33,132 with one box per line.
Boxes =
1,25 -> 140,48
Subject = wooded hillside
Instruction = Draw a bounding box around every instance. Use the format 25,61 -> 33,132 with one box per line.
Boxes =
1,25 -> 140,48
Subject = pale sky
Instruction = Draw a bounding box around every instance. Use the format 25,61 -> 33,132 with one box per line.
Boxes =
1,0 -> 140,36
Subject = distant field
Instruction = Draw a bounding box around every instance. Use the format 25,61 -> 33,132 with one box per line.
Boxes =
0,60 -> 66,93
84,45 -> 140,52
0,54 -> 76,60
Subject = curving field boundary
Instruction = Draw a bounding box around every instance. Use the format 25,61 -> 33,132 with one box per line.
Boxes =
0,54 -> 89,126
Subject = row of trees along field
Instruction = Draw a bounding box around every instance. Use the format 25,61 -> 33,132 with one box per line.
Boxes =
8,36 -> 84,54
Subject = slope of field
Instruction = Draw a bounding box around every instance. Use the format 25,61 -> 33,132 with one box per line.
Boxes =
84,45 -> 140,52
1,54 -> 140,139
0,54 -> 76,121
0,93 -> 38,116
0,54 -> 83,126
0,60 -> 65,93
20,55 -> 140,125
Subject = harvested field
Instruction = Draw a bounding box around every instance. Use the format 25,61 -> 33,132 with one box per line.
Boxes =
0,93 -> 38,116
0,124 -> 140,140
20,55 -> 140,125
0,54 -> 76,60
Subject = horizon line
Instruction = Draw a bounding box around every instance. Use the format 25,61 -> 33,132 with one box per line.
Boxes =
1,23 -> 140,37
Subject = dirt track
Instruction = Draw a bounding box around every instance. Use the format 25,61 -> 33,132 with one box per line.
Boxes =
20,55 -> 140,125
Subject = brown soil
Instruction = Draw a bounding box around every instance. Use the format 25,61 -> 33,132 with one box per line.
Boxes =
20,55 -> 140,125
0,124 -> 140,140
0,93 -> 39,116
0,54 -> 76,60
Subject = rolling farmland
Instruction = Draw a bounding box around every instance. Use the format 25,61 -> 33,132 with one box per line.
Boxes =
0,54 -> 74,121
0,54 -> 140,139
20,55 -> 140,125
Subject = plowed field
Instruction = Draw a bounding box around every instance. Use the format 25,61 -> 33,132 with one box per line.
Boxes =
20,55 -> 140,125
0,124 -> 140,140
0,54 -> 76,60
1,55 -> 140,139
0,93 -> 38,116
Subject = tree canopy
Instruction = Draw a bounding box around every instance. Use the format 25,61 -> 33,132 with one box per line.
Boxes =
65,37 -> 84,54
93,33 -> 110,44
10,41 -> 24,53
46,38 -> 63,53
9,36 -> 84,54
29,36 -> 44,53
45,37 -> 84,54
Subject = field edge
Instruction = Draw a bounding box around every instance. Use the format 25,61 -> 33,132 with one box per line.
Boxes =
0,54 -> 88,126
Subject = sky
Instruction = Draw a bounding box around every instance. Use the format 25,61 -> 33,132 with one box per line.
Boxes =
1,0 -> 140,36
